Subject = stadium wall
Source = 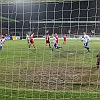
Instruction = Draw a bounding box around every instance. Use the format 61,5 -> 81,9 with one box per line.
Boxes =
5,35 -> 100,40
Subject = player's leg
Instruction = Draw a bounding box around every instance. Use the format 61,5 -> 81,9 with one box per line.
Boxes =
63,39 -> 66,44
28,41 -> 31,49
29,40 -> 32,49
64,40 -> 66,44
30,40 -> 36,49
49,41 -> 51,48
52,43 -> 55,52
54,43 -> 57,48
28,44 -> 31,49
46,40 -> 49,47
54,43 -> 62,49
63,41 -> 65,44
0,46 -> 2,50
96,54 -> 100,68
96,61 -> 99,68
46,43 -> 49,48
56,45 -> 62,49
33,43 -> 36,49
46,43 -> 47,47
46,41 -> 48,47
84,42 -> 90,52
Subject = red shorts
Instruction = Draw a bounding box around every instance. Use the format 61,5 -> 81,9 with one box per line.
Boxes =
56,40 -> 58,44
30,39 -> 34,44
46,40 -> 50,44
64,38 -> 66,41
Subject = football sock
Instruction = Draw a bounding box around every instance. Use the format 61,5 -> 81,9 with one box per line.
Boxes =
87,47 -> 90,52
49,43 -> 50,47
52,48 -> 54,52
58,46 -> 62,48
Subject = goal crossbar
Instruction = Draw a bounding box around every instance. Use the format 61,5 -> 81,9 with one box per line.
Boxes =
29,21 -> 100,24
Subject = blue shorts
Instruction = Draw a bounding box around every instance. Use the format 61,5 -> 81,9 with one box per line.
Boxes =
53,43 -> 57,47
84,42 -> 88,48
0,46 -> 2,50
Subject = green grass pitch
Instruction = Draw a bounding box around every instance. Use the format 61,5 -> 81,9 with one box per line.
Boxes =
0,39 -> 100,100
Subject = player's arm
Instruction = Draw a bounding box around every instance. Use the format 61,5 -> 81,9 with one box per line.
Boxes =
87,36 -> 90,42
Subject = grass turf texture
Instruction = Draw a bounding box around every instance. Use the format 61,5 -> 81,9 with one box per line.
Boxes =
0,39 -> 100,100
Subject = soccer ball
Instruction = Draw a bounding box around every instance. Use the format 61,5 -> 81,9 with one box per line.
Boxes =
80,37 -> 84,42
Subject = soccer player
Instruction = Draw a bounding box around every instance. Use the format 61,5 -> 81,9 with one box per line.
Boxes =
81,32 -> 90,52
96,51 -> 100,68
55,33 -> 58,45
29,33 -> 36,49
51,34 -> 62,52
46,33 -> 51,48
0,38 -> 3,50
63,34 -> 67,44
1,35 -> 5,45
0,35 -> 5,50
26,34 -> 30,44
52,34 -> 57,52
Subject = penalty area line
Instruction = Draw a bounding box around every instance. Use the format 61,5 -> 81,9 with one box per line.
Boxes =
0,86 -> 100,94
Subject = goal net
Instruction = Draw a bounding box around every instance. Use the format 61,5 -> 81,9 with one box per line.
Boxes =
0,0 -> 100,100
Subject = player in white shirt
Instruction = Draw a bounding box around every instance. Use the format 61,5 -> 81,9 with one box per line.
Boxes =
0,35 -> 5,50
0,39 -> 3,50
52,34 -> 57,52
26,34 -> 30,44
81,32 -> 90,52
51,34 -> 62,52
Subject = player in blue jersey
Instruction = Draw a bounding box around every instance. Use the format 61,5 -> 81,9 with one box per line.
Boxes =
81,32 -> 90,52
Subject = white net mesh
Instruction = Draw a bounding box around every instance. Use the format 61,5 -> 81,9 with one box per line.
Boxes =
0,0 -> 100,100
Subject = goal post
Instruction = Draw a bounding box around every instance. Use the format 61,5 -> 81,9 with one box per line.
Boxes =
0,4 -> 1,35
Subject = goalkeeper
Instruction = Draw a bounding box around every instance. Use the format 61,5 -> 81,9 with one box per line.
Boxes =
96,51 -> 100,68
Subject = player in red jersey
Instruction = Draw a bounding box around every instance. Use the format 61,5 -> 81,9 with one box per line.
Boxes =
46,33 -> 51,48
55,33 -> 58,45
29,33 -> 36,49
63,34 -> 67,44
